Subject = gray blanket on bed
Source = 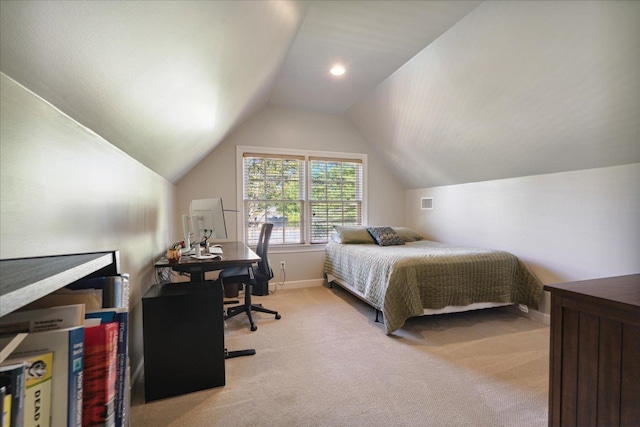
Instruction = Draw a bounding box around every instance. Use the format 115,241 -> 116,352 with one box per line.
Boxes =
324,240 -> 543,334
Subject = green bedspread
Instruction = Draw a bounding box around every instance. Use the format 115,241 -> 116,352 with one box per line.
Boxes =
324,240 -> 543,334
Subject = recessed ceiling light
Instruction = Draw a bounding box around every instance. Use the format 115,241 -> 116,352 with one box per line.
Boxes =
330,64 -> 346,76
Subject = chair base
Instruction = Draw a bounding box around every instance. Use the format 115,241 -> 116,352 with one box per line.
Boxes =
225,289 -> 281,331
225,348 -> 256,359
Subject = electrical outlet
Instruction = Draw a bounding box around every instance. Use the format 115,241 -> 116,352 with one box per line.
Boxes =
280,261 -> 286,270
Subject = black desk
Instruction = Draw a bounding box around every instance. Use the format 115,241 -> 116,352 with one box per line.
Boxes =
154,241 -> 260,282
142,281 -> 224,402
144,242 -> 260,401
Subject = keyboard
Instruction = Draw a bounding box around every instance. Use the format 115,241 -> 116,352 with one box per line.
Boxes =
208,246 -> 223,254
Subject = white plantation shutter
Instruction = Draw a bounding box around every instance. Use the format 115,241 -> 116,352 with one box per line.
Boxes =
309,157 -> 363,243
243,153 -> 305,245
241,150 -> 365,245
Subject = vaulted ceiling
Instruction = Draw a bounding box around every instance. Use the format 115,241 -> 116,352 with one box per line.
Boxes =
1,1 -> 638,187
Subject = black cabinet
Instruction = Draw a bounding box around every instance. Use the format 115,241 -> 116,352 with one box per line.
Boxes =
142,281 -> 225,402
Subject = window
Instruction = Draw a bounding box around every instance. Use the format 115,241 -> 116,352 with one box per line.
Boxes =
309,157 -> 363,243
239,148 -> 366,246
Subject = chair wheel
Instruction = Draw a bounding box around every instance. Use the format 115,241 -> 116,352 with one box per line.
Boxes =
251,324 -> 257,331
275,313 -> 281,320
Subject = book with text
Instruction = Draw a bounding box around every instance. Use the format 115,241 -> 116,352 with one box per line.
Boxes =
84,309 -> 128,427
4,352 -> 54,427
0,304 -> 85,336
82,322 -> 117,427
8,327 -> 84,427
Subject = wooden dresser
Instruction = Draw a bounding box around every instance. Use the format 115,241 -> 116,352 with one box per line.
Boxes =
544,274 -> 639,426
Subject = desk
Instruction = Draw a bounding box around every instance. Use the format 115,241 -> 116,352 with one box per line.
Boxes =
154,241 -> 260,282
144,242 -> 259,401
142,281 -> 224,402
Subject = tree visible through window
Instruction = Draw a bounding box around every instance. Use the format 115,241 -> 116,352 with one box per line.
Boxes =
242,151 -> 364,245
309,158 -> 362,243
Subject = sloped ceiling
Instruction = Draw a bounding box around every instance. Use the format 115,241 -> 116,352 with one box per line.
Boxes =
0,0 -> 307,182
268,1 -> 481,113
1,1 -> 638,188
348,1 -> 640,188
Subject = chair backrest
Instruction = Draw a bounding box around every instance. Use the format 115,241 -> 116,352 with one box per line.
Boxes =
254,223 -> 274,281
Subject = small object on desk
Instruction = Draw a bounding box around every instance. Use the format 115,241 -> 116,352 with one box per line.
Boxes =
208,246 -> 223,254
166,249 -> 181,262
168,241 -> 186,262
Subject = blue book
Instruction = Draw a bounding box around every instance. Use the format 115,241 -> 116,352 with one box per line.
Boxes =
85,309 -> 128,427
8,326 -> 84,427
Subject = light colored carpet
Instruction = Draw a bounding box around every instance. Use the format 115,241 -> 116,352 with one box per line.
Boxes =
131,284 -> 549,427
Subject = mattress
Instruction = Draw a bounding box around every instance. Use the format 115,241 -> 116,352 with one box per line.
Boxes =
324,240 -> 542,334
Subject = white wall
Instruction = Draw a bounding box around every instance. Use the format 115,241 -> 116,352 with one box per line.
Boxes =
0,73 -> 175,381
406,163 -> 640,317
177,105 -> 406,285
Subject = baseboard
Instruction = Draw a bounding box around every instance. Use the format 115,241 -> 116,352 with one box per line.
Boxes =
518,308 -> 550,325
270,278 -> 325,291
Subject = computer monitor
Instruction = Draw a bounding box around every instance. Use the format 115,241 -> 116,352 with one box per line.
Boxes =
188,198 -> 228,246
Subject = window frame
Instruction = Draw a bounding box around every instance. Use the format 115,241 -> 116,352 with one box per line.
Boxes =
236,146 -> 368,248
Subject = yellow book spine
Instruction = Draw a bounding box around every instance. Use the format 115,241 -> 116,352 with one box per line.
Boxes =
22,352 -> 54,427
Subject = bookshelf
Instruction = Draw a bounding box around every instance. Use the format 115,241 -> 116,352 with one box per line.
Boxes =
0,251 -> 120,363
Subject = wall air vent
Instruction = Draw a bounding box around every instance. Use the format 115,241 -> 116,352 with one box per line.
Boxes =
421,197 -> 434,210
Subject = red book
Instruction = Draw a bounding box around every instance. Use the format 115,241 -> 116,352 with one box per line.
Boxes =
82,322 -> 118,427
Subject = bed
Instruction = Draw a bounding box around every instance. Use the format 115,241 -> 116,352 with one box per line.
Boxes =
324,226 -> 543,334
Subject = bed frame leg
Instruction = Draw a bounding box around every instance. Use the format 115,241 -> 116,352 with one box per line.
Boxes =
375,309 -> 381,323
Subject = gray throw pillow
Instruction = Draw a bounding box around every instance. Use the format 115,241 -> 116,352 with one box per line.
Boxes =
367,226 -> 405,246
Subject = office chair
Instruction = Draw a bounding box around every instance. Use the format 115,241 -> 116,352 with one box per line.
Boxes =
219,223 -> 281,331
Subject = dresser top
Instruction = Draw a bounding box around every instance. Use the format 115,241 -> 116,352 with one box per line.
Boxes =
544,273 -> 640,309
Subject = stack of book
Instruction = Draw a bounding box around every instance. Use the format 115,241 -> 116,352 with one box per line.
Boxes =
0,275 -> 129,427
